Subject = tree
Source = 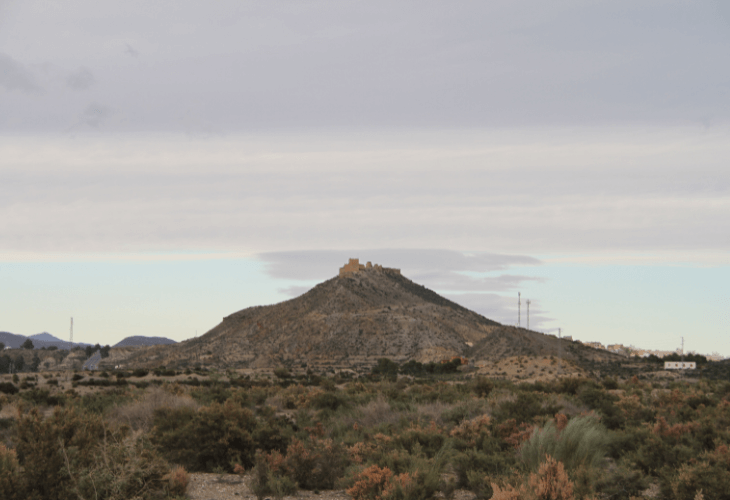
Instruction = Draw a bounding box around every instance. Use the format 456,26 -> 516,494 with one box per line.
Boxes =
21,339 -> 34,350
31,354 -> 41,372
100,345 -> 111,358
0,342 -> 5,351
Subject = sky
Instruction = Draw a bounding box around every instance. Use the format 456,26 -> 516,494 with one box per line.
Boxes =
1,1 -> 728,356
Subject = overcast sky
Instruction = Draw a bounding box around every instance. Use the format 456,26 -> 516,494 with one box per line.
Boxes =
1,1 -> 728,356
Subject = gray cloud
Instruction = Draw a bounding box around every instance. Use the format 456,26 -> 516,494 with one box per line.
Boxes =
0,130 -> 728,258
0,1 -> 729,132
66,67 -> 95,90
72,103 -> 112,129
0,53 -> 39,92
124,44 -> 139,58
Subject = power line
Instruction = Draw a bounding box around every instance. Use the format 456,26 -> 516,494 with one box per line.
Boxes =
526,300 -> 531,330
517,292 -> 521,327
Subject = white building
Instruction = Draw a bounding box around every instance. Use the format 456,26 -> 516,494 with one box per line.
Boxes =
664,361 -> 696,370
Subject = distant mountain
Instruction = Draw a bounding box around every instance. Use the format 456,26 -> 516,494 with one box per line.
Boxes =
30,332 -> 65,343
113,336 -> 177,348
0,331 -> 90,350
0,331 -> 28,349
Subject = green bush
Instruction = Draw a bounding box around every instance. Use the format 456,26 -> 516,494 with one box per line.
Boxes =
494,392 -> 560,424
520,414 -> 610,473
250,451 -> 298,500
151,400 -> 258,472
0,382 -> 18,395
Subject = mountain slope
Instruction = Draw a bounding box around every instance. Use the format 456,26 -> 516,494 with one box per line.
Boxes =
122,265 -> 502,369
118,262 -> 621,371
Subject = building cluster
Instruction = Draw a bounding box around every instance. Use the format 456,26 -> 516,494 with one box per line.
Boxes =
578,341 -> 724,362
339,258 -> 401,277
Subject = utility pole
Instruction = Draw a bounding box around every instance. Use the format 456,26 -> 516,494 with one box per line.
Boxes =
558,328 -> 562,376
526,300 -> 531,330
681,337 -> 685,370
517,292 -> 521,327
70,317 -> 73,344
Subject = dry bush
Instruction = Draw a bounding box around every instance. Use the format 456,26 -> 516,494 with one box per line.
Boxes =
528,456 -> 574,500
353,397 -> 404,429
449,414 -> 491,446
164,465 -> 190,496
490,457 -> 574,500
108,386 -> 198,431
0,443 -> 22,500
346,464 -> 394,500
414,401 -> 451,426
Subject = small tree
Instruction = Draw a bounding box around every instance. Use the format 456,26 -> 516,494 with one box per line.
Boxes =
21,339 -> 34,350
0,342 -> 5,351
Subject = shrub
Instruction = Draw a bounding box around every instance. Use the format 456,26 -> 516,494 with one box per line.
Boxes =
250,450 -> 298,500
164,465 -> 190,497
109,386 -> 198,431
452,448 -> 512,492
494,393 -> 560,424
346,464 -> 397,500
0,444 -> 23,500
73,432 -> 181,500
668,444 -> 730,500
471,376 -> 495,398
281,437 -> 349,490
14,406 -> 106,499
311,391 -> 347,411
528,456 -> 574,500
520,414 -> 610,473
151,400 -> 258,471
0,382 -> 18,395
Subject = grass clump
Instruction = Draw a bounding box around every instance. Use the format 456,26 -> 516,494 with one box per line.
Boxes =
520,414 -> 610,473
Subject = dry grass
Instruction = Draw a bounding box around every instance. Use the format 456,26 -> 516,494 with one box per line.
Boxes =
415,402 -> 453,426
345,397 -> 406,429
108,386 -> 198,431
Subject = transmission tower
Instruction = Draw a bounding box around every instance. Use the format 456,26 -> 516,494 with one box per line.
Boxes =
526,300 -> 531,329
70,317 -> 73,344
517,292 -> 521,327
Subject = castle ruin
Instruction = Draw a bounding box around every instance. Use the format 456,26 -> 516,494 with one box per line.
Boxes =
339,258 -> 401,277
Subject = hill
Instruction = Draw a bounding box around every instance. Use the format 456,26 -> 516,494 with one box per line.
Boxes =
0,331 -> 91,350
117,259 -> 621,371
29,332 -> 65,343
113,336 -> 177,348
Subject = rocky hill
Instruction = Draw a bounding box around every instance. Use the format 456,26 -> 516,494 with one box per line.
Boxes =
115,259 -> 621,371
113,336 -> 177,348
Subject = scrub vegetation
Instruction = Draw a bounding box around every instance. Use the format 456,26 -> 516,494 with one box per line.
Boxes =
0,361 -> 729,500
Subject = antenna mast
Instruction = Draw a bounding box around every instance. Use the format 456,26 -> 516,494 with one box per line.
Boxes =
517,292 -> 521,327
526,300 -> 531,330
70,317 -> 73,344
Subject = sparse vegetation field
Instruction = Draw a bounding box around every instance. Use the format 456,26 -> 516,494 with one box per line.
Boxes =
1,359 -> 729,500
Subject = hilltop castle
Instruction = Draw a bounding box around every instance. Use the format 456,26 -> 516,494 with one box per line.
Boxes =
339,258 -> 400,277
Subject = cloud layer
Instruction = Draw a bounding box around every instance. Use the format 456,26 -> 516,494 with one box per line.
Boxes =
1,1 -> 729,133
0,129 -> 727,261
